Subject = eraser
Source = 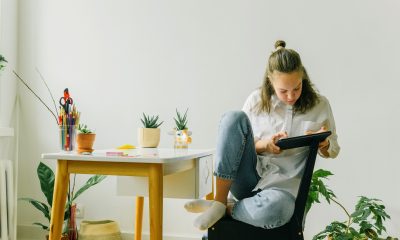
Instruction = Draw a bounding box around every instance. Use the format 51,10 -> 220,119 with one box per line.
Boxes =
106,151 -> 126,156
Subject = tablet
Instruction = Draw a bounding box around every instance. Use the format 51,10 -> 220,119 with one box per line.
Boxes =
275,131 -> 331,150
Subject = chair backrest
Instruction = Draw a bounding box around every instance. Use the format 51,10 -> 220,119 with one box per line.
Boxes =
208,132 -> 330,240
288,141 -> 319,239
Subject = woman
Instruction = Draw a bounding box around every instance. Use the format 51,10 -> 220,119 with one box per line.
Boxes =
185,40 -> 340,230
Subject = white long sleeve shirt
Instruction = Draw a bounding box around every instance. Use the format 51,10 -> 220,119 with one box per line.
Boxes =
242,89 -> 340,196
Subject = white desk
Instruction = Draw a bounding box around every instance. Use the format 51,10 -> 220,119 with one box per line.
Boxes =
42,148 -> 214,240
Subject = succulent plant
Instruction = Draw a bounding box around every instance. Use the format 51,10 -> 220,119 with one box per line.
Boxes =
78,124 -> 93,134
174,108 -> 188,130
141,113 -> 163,128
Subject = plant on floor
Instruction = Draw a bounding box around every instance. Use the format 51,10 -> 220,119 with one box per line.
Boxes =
140,113 -> 164,128
20,162 -> 106,236
307,169 -> 398,240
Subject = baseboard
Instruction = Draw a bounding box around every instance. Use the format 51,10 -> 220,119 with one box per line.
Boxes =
121,232 -> 201,240
17,225 -> 48,240
17,225 -> 201,240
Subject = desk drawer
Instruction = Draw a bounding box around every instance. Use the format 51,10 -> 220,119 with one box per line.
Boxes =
116,155 -> 213,199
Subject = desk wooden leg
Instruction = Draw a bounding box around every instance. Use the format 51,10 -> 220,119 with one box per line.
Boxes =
134,196 -> 144,240
148,164 -> 163,240
49,160 -> 69,240
205,175 -> 215,200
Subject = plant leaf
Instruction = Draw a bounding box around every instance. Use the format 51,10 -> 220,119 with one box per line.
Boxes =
37,162 -> 55,207
306,168 -> 336,214
19,198 -> 51,221
72,175 -> 106,201
33,222 -> 50,231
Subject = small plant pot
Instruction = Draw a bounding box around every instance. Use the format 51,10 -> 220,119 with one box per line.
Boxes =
138,128 -> 160,148
174,129 -> 192,149
76,133 -> 96,153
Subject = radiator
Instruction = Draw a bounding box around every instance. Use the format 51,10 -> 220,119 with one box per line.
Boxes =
0,160 -> 13,240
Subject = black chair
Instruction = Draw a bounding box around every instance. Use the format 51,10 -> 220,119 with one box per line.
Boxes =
208,132 -> 330,240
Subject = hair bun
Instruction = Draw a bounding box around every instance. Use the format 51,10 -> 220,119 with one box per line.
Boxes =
274,40 -> 286,49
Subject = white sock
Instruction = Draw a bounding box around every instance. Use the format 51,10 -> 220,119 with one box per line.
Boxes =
184,199 -> 214,213
194,201 -> 226,230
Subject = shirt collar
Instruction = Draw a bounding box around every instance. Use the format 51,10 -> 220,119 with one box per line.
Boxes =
271,94 -> 285,110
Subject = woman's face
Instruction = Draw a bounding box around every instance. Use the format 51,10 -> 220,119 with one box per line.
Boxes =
270,70 -> 303,105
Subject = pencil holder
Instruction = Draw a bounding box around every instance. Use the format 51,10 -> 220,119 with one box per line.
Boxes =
59,125 -> 77,152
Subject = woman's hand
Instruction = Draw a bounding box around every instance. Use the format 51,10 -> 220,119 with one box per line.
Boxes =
305,126 -> 330,156
256,132 -> 288,154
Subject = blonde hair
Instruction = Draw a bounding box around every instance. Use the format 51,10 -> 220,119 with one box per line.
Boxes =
257,40 -> 320,114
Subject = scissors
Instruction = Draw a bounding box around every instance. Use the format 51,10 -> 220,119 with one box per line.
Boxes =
59,88 -> 74,113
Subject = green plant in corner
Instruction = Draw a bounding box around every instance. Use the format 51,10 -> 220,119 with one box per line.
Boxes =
174,108 -> 188,130
78,124 -> 94,134
20,162 -> 106,235
141,113 -> 163,128
307,169 -> 398,240
306,169 -> 336,215
0,54 -> 7,71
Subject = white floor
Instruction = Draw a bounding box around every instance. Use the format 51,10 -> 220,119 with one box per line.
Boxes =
17,224 -> 202,240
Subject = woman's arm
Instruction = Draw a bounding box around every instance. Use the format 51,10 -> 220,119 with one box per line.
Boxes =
255,132 -> 288,154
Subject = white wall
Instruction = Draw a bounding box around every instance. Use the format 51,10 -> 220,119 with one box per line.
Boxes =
0,0 -> 18,127
1,0 -> 18,239
17,0 -> 400,239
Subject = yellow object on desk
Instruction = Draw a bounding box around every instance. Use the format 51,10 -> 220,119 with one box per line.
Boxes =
116,144 -> 136,149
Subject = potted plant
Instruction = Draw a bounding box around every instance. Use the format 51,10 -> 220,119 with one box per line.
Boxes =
138,113 -> 163,148
172,108 -> 192,148
20,162 -> 106,239
307,169 -> 398,240
76,124 -> 96,154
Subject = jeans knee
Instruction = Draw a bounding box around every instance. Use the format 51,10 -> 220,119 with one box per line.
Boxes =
257,193 -> 295,228
220,111 -> 249,132
233,190 -> 295,229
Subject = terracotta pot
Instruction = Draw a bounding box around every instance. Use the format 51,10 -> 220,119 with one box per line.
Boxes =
138,128 -> 160,148
76,133 -> 96,153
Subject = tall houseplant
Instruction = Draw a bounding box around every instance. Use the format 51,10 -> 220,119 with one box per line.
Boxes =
20,162 -> 106,238
307,169 -> 398,240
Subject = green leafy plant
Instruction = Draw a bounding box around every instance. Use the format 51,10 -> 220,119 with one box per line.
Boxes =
141,113 -> 163,128
20,162 -> 106,234
306,169 -> 336,215
78,124 -> 93,134
0,54 -> 7,71
308,169 -> 398,240
174,108 -> 188,130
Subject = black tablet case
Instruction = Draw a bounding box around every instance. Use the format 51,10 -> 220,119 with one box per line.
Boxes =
275,131 -> 331,150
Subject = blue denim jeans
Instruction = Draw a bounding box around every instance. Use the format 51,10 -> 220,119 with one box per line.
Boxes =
214,111 -> 295,228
